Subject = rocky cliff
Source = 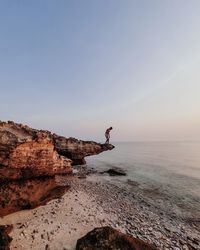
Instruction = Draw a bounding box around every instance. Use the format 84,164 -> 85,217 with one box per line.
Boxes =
0,121 -> 114,181
0,177 -> 69,217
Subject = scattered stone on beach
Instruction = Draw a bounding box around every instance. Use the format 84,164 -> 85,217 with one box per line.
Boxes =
101,167 -> 126,176
1,175 -> 200,250
76,226 -> 157,250
127,179 -> 139,187
0,225 -> 13,250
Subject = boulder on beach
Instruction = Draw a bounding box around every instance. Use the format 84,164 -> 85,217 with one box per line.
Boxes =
0,121 -> 114,181
0,225 -> 13,250
76,226 -> 157,250
101,167 -> 126,176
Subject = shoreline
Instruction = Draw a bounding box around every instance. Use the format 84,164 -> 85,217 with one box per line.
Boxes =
0,172 -> 200,250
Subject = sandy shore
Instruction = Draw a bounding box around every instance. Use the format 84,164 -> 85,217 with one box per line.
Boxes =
0,172 -> 200,250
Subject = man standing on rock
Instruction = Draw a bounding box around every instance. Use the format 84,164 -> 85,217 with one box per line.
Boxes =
105,127 -> 113,144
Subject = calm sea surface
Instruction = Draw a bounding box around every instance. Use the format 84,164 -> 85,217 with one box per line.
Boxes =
86,141 -> 200,221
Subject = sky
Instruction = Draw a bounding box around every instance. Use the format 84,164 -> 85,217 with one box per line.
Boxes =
0,0 -> 200,142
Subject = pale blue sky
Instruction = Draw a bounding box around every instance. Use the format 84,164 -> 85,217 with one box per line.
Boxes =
0,1 -> 200,141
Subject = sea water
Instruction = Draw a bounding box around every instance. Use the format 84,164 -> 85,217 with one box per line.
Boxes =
86,141 -> 200,222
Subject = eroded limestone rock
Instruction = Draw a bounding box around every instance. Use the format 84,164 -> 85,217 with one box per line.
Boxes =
54,136 -> 114,165
0,177 -> 69,217
0,121 -> 114,180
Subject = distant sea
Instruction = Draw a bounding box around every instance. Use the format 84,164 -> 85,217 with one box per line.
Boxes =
86,141 -> 200,222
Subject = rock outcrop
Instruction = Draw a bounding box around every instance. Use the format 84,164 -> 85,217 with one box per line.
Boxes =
0,121 -> 114,180
54,136 -> 114,165
101,167 -> 126,176
0,225 -> 13,250
76,226 -> 157,250
0,177 -> 69,217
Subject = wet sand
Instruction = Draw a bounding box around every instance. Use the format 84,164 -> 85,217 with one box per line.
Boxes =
0,173 -> 200,250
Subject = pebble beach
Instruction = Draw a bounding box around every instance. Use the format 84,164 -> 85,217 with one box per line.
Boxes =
1,168 -> 199,250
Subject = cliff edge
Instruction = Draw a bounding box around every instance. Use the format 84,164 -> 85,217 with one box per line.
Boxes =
0,121 -> 114,181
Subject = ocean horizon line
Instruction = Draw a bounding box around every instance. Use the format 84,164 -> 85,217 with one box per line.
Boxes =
110,140 -> 200,143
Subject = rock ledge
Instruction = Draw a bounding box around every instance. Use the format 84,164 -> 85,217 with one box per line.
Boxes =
0,121 -> 114,180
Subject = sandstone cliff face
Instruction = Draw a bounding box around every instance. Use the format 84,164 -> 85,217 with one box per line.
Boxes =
0,121 -> 114,180
0,122 -> 72,180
